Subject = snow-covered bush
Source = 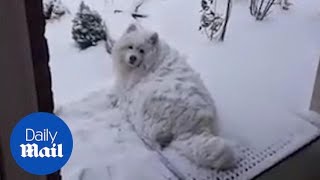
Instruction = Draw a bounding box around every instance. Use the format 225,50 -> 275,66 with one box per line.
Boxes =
249,0 -> 276,21
199,0 -> 232,41
199,0 -> 224,40
43,0 -> 68,20
72,1 -> 107,49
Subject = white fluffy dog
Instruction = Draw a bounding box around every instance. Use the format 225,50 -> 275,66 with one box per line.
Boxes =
111,24 -> 235,169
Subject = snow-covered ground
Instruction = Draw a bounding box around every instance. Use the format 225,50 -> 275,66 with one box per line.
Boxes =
46,0 -> 320,179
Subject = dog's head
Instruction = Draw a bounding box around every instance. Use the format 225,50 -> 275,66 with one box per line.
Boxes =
112,23 -> 159,69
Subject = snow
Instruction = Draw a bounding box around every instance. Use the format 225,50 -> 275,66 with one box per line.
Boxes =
45,0 -> 320,179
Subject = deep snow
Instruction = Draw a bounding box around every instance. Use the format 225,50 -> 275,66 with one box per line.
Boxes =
45,0 -> 320,179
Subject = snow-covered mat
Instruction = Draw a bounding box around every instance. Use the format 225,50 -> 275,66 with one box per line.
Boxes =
162,127 -> 319,180
57,88 -> 320,180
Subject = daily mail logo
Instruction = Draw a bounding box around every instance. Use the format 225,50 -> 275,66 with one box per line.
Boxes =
20,128 -> 63,158
10,113 -> 73,175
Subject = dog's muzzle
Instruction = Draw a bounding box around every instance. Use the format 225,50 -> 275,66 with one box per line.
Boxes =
129,55 -> 137,65
128,55 -> 142,68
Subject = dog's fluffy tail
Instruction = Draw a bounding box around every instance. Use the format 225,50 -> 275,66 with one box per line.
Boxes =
170,132 -> 235,169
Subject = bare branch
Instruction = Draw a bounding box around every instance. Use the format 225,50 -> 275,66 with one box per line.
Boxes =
132,13 -> 148,19
134,0 -> 145,13
113,9 -> 123,13
219,0 -> 232,41
113,0 -> 148,20
250,0 -> 276,21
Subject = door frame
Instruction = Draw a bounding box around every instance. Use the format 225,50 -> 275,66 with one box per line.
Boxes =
0,0 -> 59,179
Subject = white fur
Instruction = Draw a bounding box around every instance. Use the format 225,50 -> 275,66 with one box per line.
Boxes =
111,24 -> 235,169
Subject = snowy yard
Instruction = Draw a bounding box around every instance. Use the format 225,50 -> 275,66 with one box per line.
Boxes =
45,0 -> 320,179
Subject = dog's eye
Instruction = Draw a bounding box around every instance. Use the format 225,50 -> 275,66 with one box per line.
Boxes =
139,49 -> 144,54
128,46 -> 133,49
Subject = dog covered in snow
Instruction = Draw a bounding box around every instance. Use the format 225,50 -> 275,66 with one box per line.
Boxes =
111,24 -> 235,169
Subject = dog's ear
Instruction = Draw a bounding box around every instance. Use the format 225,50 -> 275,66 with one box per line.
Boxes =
149,32 -> 158,45
126,23 -> 137,33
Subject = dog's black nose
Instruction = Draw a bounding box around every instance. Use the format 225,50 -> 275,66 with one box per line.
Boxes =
129,55 -> 137,64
